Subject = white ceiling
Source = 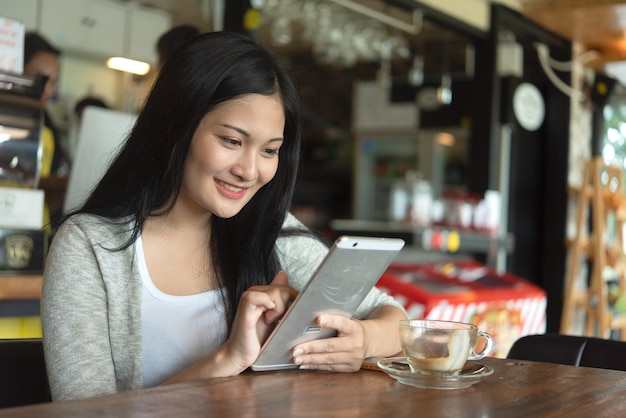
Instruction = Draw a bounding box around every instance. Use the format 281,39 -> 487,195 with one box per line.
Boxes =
126,0 -> 214,31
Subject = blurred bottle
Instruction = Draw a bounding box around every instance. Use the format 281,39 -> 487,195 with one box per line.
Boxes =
484,190 -> 501,231
472,190 -> 501,231
389,170 -> 415,222
411,175 -> 433,226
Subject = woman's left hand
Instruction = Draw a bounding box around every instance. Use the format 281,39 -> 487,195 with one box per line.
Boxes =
291,315 -> 367,372
290,305 -> 407,372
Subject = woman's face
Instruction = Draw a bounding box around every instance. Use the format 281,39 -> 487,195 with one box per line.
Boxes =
179,93 -> 285,219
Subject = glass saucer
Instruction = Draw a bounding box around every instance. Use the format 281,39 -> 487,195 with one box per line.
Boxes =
377,357 -> 494,390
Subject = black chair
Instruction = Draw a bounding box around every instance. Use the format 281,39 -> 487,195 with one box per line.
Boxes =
0,339 -> 51,408
507,333 -> 626,372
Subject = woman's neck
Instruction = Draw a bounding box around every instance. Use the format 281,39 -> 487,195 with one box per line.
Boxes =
147,197 -> 212,239
142,202 -> 216,295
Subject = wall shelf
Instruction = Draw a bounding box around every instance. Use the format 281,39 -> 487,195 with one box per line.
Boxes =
330,219 -> 514,268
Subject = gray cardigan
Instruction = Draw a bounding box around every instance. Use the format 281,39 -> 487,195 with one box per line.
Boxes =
41,213 -> 404,400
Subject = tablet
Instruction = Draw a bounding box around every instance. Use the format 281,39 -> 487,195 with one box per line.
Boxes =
251,235 -> 405,371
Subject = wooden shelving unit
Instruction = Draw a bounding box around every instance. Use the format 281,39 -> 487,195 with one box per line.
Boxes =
0,275 -> 43,300
561,157 -> 626,338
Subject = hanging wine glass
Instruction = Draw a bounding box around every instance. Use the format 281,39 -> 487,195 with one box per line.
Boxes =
408,55 -> 424,86
437,73 -> 452,105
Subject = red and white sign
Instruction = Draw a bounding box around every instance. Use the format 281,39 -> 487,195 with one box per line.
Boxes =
0,16 -> 25,74
376,261 -> 547,358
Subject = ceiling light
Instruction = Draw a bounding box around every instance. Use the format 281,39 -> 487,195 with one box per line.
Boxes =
436,132 -> 455,147
408,56 -> 424,86
106,57 -> 150,76
437,73 -> 452,105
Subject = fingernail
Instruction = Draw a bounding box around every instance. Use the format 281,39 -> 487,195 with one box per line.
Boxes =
318,317 -> 326,326
293,348 -> 303,357
299,365 -> 310,370
294,357 -> 303,365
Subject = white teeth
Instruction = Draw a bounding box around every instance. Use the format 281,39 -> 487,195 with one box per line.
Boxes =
218,180 -> 243,192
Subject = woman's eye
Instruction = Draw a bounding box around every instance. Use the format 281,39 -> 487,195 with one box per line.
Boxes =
221,137 -> 241,147
264,148 -> 279,156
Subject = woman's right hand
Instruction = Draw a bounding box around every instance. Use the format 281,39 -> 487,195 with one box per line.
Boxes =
221,271 -> 297,373
162,271 -> 297,384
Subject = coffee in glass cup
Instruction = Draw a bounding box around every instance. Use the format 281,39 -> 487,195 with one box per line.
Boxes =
398,319 -> 493,377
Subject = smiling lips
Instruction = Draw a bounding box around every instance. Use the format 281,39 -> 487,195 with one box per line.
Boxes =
215,179 -> 247,199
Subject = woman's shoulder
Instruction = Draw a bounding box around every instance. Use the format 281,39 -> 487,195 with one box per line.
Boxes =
281,212 -> 306,229
277,213 -> 329,261
62,213 -> 127,230
56,214 -> 133,247
279,213 -> 322,244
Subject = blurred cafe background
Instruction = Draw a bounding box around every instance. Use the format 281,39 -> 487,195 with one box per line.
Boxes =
3,0 -> 626,356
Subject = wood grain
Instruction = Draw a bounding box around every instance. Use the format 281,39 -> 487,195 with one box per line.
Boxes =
2,357 -> 626,417
521,0 -> 626,65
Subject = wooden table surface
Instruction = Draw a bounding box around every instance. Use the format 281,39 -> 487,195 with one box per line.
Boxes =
2,357 -> 626,417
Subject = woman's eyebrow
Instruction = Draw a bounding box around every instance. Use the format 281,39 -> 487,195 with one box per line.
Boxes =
221,123 -> 284,143
221,124 -> 249,137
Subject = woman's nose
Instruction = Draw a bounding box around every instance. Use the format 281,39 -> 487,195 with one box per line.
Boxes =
232,152 -> 256,180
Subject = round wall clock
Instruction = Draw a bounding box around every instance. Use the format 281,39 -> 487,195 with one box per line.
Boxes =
512,82 -> 545,132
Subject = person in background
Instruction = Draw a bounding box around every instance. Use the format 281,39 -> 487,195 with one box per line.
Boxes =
70,96 -> 110,159
23,32 -> 69,234
73,96 -> 109,126
156,24 -> 201,69
41,31 -> 407,401
135,25 -> 201,111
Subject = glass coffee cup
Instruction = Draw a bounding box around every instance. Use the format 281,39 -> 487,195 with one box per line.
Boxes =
398,319 -> 493,377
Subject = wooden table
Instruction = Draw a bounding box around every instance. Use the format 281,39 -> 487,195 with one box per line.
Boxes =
2,357 -> 626,417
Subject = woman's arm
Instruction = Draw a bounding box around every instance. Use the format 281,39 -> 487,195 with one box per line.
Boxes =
360,304 -> 407,358
41,220 -> 119,400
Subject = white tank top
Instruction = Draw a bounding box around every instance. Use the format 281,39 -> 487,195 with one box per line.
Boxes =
136,236 -> 227,387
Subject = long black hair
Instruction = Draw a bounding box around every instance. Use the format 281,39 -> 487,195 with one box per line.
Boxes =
69,31 -> 303,332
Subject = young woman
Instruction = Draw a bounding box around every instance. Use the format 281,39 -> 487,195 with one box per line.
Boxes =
41,32 -> 407,401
